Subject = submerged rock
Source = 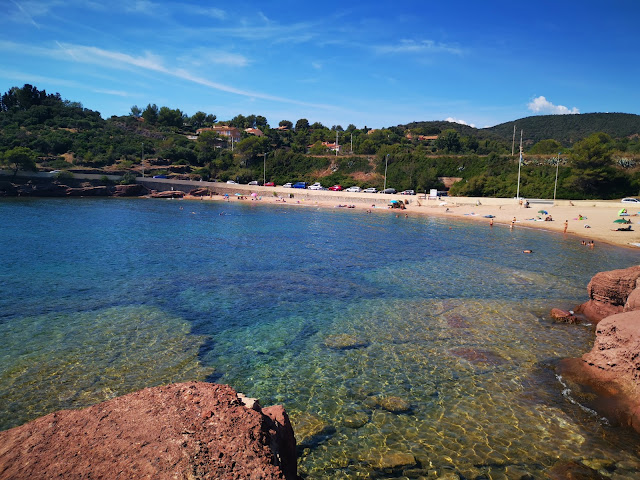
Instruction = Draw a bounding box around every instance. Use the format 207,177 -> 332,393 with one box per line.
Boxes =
449,347 -> 506,366
0,382 -> 298,480
292,412 -> 335,448
324,333 -> 369,350
550,308 -> 579,324
378,395 -> 412,413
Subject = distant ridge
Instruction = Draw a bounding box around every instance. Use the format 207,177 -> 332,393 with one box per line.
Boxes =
486,113 -> 640,146
399,113 -> 640,147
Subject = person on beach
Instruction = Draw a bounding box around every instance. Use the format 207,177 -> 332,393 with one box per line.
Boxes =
564,220 -> 568,233
489,218 -> 493,227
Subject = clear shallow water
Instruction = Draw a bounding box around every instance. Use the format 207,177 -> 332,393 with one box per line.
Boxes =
1,197 -> 639,478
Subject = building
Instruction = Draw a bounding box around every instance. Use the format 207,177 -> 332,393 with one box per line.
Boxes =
244,128 -> 264,137
196,125 -> 242,142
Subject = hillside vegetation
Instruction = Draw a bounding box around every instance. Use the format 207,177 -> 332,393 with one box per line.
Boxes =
1,84 -> 640,200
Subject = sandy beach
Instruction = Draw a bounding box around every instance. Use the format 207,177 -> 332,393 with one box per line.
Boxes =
183,186 -> 640,250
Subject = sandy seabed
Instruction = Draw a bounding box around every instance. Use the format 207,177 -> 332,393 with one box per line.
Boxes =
184,188 -> 640,250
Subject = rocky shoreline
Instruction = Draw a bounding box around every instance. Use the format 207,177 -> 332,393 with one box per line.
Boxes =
0,382 -> 298,480
556,265 -> 640,434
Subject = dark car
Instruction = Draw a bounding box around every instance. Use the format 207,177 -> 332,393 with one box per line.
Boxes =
293,182 -> 308,189
153,174 -> 168,179
382,188 -> 396,194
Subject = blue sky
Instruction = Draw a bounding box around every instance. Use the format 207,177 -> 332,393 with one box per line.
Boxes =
2,0 -> 639,129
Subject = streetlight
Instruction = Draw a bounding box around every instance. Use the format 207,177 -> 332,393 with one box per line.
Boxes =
553,153 -> 560,204
383,154 -> 389,191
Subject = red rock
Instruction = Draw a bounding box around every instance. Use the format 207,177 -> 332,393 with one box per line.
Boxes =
575,266 -> 640,323
114,183 -> 148,196
66,185 -> 111,196
150,190 -> 185,198
0,382 -> 298,480
189,187 -> 211,196
550,308 -> 579,324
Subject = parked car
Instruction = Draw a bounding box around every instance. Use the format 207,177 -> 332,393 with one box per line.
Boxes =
621,197 -> 640,203
153,174 -> 168,179
329,185 -> 343,191
309,182 -> 323,190
264,181 -> 275,187
362,187 -> 377,193
382,188 -> 397,194
293,182 -> 308,189
345,186 -> 362,192
282,182 -> 293,188
48,170 -> 62,174
248,180 -> 259,185
400,190 -> 415,195
226,180 -> 236,184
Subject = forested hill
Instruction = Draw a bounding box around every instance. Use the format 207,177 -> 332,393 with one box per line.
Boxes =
485,113 -> 640,146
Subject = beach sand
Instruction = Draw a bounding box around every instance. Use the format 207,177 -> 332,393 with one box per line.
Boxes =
185,189 -> 640,250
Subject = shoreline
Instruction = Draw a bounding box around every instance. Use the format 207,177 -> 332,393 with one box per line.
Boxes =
180,189 -> 640,250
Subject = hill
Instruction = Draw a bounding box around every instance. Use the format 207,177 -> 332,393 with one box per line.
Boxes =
486,113 -> 640,147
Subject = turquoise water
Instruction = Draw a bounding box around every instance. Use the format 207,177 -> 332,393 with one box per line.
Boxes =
1,197 -> 639,478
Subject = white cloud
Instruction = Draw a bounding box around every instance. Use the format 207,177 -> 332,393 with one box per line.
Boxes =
311,61 -> 322,70
375,39 -> 463,56
445,117 -> 476,128
527,96 -> 579,115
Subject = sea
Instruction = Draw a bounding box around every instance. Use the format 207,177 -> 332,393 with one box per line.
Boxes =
1,197 -> 639,479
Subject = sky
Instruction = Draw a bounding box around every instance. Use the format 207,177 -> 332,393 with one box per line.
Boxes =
2,0 -> 639,129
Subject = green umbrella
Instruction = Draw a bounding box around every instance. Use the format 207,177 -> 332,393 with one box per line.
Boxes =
613,218 -> 629,224
618,208 -> 628,215
538,210 -> 548,214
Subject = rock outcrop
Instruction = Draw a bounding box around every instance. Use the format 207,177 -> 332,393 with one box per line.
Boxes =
575,265 -> 640,323
150,189 -> 185,198
113,183 -> 148,196
560,265 -> 640,433
0,382 -> 298,480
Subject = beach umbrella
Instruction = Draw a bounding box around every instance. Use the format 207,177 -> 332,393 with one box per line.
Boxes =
613,219 -> 629,224
251,192 -> 257,197
538,210 -> 548,215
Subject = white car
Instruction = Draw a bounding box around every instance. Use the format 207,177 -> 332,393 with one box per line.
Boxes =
226,180 -> 236,184
248,181 -> 259,185
363,187 -> 377,194
345,186 -> 361,193
309,183 -> 323,190
621,197 -> 640,203
282,182 -> 293,188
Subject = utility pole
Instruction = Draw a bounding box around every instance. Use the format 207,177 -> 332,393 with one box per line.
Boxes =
384,154 -> 389,191
516,130 -> 522,201
553,152 -> 560,204
335,130 -> 339,157
511,124 -> 516,156
141,142 -> 144,177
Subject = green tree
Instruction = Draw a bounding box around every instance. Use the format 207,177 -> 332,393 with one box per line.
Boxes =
279,120 -> 293,129
158,107 -> 184,128
130,105 -> 142,118
3,146 -> 37,178
295,118 -> 310,131
142,104 -> 159,125
529,139 -> 562,155
435,129 -> 461,153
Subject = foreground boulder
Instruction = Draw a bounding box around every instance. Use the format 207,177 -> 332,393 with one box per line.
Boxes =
560,265 -> 640,434
0,382 -> 298,480
151,189 -> 185,198
575,265 -> 640,323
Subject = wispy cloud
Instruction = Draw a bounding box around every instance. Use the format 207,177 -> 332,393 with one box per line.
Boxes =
528,96 -> 579,115
8,0 -> 42,28
445,117 -> 476,128
44,42 -> 334,109
375,39 -> 463,56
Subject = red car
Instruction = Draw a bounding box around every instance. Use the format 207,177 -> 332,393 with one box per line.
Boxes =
329,185 -> 343,191
264,182 -> 275,186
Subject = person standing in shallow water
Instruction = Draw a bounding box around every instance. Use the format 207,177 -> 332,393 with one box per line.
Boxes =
564,220 -> 568,233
